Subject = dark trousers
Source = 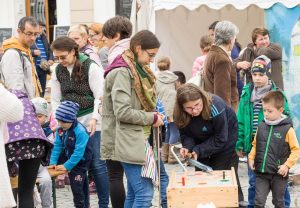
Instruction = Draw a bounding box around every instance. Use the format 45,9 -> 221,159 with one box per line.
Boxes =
68,166 -> 90,208
36,66 -> 47,97
197,150 -> 244,202
18,158 -> 42,208
255,173 -> 287,208
107,160 -> 125,208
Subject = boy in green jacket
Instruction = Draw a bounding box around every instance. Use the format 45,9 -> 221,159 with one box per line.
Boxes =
235,55 -> 290,208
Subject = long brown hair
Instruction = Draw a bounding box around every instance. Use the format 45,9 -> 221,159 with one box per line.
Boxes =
174,83 -> 212,128
51,37 -> 84,81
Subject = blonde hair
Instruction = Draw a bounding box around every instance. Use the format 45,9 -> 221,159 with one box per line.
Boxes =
68,24 -> 88,37
200,35 -> 213,53
157,56 -> 170,71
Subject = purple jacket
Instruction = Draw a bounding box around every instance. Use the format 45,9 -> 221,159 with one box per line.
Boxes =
6,90 -> 50,144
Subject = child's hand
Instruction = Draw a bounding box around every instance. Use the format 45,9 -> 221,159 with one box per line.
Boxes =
48,165 -> 56,169
88,118 -> 97,136
56,165 -> 67,172
278,164 -> 289,177
248,159 -> 255,170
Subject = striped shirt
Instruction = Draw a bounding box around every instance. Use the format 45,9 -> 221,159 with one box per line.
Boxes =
35,37 -> 48,66
252,101 -> 263,137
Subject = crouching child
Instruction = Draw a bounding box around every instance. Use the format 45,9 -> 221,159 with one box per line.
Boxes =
49,101 -> 93,208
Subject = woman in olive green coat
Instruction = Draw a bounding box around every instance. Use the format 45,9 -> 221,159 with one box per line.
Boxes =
101,30 -> 164,208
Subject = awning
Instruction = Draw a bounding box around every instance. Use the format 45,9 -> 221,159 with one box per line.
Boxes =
153,0 -> 300,11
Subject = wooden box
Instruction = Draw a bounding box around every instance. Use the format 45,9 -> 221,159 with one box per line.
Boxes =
167,167 -> 238,208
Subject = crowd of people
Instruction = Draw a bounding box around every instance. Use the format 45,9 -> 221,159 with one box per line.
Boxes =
0,15 -> 299,208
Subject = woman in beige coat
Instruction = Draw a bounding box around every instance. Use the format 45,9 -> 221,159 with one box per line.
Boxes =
0,83 -> 24,208
101,30 -> 164,208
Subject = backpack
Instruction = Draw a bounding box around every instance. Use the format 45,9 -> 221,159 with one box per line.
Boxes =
0,49 -> 26,82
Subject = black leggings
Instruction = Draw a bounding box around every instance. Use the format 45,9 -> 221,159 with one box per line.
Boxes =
107,160 -> 125,208
18,158 -> 42,208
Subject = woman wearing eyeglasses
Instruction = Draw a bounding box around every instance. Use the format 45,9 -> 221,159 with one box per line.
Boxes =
174,83 -> 244,203
101,30 -> 164,208
50,36 -> 110,208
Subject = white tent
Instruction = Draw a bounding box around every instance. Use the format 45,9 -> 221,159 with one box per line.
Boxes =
131,0 -> 300,78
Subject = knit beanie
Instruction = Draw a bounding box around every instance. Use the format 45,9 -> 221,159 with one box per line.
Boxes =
31,97 -> 48,116
55,101 -> 79,123
251,55 -> 271,76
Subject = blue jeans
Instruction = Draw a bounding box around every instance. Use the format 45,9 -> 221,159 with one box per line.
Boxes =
159,158 -> 169,208
90,131 -> 110,207
122,162 -> 154,208
165,122 -> 180,144
247,167 -> 290,208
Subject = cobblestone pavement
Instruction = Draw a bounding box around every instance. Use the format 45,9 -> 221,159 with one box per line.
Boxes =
55,162 -> 300,208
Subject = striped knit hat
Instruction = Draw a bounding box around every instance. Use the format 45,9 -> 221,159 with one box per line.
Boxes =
55,101 -> 79,123
251,55 -> 272,76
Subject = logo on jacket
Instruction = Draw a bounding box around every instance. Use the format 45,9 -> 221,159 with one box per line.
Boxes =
273,132 -> 282,139
202,126 -> 208,132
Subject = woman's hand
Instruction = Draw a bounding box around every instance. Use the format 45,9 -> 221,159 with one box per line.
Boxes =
191,151 -> 198,160
237,61 -> 251,70
248,159 -> 255,170
236,150 -> 244,158
180,148 -> 189,158
88,118 -> 97,136
153,112 -> 164,127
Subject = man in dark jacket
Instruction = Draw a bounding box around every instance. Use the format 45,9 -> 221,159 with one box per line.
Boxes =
31,20 -> 54,97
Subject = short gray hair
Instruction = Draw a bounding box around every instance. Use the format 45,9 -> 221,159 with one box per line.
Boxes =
214,21 -> 239,46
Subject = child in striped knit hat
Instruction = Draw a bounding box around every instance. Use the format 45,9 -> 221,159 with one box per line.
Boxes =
49,101 -> 93,208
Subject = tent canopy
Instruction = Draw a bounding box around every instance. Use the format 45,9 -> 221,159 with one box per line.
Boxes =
153,0 -> 300,10
131,1 -> 300,78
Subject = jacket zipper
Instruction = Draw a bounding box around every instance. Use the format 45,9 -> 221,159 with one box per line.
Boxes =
261,125 -> 273,173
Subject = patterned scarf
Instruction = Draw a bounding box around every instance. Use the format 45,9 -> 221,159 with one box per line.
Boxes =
121,49 -> 157,112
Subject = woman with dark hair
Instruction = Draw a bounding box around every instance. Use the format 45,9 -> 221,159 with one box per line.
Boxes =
174,83 -> 244,204
50,36 -> 109,207
101,30 -> 164,208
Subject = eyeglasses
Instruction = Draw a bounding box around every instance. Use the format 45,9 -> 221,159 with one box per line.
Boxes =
184,99 -> 203,112
54,52 -> 70,62
144,50 -> 156,59
22,31 -> 40,38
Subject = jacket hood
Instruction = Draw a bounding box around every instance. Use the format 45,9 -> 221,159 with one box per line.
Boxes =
156,71 -> 178,84
108,38 -> 130,64
264,115 -> 292,126
2,37 -> 30,53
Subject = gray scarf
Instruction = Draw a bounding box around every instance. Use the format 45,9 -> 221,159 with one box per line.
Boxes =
264,114 -> 287,126
250,81 -> 272,107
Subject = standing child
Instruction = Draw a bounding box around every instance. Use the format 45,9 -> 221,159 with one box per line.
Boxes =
156,56 -> 180,164
192,35 -> 213,77
235,55 -> 291,207
31,97 -> 53,208
248,91 -> 300,207
49,101 -> 93,208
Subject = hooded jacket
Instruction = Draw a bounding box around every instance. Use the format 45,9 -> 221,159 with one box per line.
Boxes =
155,70 -> 178,120
0,37 -> 41,98
108,38 -> 130,65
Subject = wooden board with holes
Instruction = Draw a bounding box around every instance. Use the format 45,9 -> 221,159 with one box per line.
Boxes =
167,167 -> 238,208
